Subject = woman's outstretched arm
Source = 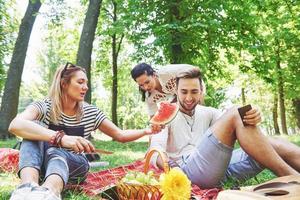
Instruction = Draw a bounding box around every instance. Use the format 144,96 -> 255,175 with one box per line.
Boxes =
98,119 -> 157,143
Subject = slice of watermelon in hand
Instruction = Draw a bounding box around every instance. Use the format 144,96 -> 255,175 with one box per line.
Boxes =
150,101 -> 179,125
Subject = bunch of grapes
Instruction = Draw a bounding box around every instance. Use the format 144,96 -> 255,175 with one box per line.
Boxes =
121,171 -> 159,185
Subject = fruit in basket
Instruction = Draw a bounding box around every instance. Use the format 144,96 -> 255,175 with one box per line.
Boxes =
150,101 -> 179,125
121,171 -> 159,185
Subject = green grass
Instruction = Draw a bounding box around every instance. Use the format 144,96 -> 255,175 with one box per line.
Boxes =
0,136 -> 299,199
0,139 -> 18,148
90,139 -> 148,170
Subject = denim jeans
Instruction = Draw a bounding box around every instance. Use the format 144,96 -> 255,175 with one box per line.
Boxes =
19,140 -> 89,185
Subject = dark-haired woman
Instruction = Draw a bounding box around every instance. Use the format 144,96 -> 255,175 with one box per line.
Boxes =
131,63 -> 205,117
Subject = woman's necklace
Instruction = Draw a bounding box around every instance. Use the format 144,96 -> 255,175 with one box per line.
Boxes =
182,112 -> 195,132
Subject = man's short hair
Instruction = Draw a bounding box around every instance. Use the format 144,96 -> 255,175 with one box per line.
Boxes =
176,67 -> 203,90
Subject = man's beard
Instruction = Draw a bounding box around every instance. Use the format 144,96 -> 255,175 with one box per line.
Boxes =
178,100 -> 197,115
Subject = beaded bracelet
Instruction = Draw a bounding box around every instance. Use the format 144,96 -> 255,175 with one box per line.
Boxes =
49,130 -> 66,147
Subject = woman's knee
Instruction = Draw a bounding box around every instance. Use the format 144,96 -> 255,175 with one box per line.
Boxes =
19,140 -> 45,166
45,147 -> 69,165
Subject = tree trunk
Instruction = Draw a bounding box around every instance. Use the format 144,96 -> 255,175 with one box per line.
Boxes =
278,78 -> 288,134
275,39 -> 288,135
272,93 -> 280,135
0,0 -> 41,139
241,87 -> 246,105
111,1 -> 124,127
76,0 -> 102,103
112,34 -> 118,126
169,0 -> 184,64
292,98 -> 300,129
110,1 -> 124,127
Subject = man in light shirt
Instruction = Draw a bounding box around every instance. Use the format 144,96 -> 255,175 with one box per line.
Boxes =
149,67 -> 300,188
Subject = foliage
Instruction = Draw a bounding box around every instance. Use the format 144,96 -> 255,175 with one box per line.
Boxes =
94,0 -> 150,129
235,0 -> 300,132
93,62 -> 149,129
0,0 -> 19,95
19,0 -> 84,107
244,0 -> 300,100
38,0 -> 83,86
126,0 -> 265,107
1,0 -> 299,138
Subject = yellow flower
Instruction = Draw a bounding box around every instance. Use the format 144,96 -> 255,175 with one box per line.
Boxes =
159,168 -> 191,200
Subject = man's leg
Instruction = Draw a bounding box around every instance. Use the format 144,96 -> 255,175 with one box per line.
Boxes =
269,137 -> 300,172
210,106 -> 298,176
181,129 -> 233,188
223,148 -> 264,183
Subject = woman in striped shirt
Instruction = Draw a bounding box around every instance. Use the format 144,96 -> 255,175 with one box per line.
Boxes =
8,63 -> 157,200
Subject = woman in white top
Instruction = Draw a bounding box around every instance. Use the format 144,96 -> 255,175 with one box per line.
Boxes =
131,63 -> 205,117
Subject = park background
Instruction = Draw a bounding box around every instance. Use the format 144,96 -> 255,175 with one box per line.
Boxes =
0,0 -> 299,199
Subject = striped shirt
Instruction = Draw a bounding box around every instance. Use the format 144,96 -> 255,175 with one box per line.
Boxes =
31,98 -> 106,138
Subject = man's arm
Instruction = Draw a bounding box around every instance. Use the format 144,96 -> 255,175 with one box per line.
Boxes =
155,152 -> 169,169
148,127 -> 169,169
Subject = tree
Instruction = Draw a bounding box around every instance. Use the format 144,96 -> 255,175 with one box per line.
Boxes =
38,0 -> 82,88
293,99 -> 300,129
76,0 -> 102,103
94,0 -> 126,126
244,0 -> 300,134
272,93 -> 280,134
0,0 -> 41,139
0,0 -> 19,95
110,1 -> 124,126
127,0 -> 259,107
101,0 -> 125,125
275,38 -> 288,134
0,0 -> 8,94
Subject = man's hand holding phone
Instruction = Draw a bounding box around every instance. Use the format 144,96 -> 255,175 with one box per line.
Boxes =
238,104 -> 262,126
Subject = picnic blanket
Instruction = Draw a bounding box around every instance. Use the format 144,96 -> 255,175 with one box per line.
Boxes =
0,148 -> 220,199
68,159 -> 221,199
0,148 -> 19,173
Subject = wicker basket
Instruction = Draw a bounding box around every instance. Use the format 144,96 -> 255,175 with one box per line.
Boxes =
116,149 -> 169,200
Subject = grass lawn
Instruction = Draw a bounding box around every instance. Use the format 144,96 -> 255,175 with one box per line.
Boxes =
0,135 -> 299,199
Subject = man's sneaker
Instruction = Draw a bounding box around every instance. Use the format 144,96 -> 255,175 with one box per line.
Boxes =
25,186 -> 61,200
10,182 -> 38,200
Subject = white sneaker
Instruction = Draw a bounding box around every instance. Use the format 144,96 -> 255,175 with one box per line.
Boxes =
25,186 -> 61,200
10,182 -> 38,200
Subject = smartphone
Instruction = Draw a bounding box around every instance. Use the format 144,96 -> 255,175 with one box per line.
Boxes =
238,104 -> 252,126
85,153 -> 101,162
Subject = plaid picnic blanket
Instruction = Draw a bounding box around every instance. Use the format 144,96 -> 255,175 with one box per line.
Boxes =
0,148 -> 19,173
68,159 -> 221,199
0,148 -> 220,199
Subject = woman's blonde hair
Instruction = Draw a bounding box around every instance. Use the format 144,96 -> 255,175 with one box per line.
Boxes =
48,63 -> 86,124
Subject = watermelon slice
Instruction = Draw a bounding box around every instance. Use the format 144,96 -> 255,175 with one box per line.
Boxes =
150,101 -> 179,125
